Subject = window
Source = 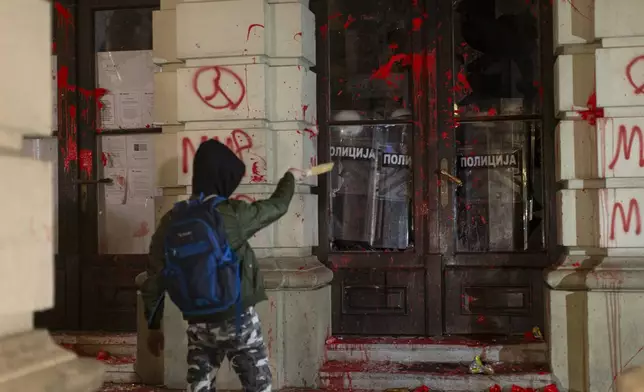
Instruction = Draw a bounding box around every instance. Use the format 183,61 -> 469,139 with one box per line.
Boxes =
451,0 -> 544,252
94,8 -> 158,254
326,0 -> 415,251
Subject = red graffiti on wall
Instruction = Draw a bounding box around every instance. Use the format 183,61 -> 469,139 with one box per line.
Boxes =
626,56 -> 644,95
609,198 -> 642,240
181,129 -> 254,174
79,149 -> 93,178
54,2 -> 73,29
608,125 -> 644,170
193,66 -> 246,110
246,24 -> 265,41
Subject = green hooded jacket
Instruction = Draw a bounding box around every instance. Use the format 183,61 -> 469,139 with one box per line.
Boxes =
140,139 -> 295,329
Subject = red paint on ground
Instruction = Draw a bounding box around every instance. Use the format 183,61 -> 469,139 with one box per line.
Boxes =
321,360 -> 550,375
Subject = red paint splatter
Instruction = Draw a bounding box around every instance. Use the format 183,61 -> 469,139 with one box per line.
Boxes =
609,199 -> 641,240
79,149 -> 92,177
101,152 -> 109,167
577,91 -> 603,126
300,128 -> 317,139
412,17 -> 423,31
343,14 -> 356,29
389,43 -> 399,50
370,51 -> 436,86
487,108 -> 497,116
543,385 -> 559,392
133,222 -> 150,238
476,315 -> 485,324
319,24 -> 328,40
489,385 -> 502,392
293,32 -> 302,41
302,104 -> 309,120
246,24 -> 265,41
54,2 -> 73,28
572,262 -> 581,268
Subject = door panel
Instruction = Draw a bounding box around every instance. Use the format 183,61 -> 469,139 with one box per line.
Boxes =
332,266 -> 426,335
81,255 -> 146,331
444,267 -> 544,335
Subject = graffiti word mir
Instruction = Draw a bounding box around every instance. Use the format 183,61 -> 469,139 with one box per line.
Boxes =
330,146 -> 411,167
459,153 -> 518,169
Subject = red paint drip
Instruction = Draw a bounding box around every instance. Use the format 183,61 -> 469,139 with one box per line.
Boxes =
54,2 -> 73,28
101,152 -> 109,167
412,17 -> 423,31
246,24 -> 265,41
320,24 -> 328,40
576,91 -> 604,126
79,149 -> 93,177
302,104 -> 309,120
344,14 -> 356,29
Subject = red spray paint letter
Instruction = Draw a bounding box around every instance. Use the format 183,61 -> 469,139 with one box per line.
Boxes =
608,125 -> 644,170
609,198 -> 642,240
626,56 -> 644,95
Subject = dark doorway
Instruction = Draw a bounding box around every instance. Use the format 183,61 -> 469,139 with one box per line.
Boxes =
313,0 -> 557,336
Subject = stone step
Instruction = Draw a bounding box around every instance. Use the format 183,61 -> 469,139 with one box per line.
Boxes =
52,332 -> 139,384
52,331 -> 137,357
319,360 -> 555,392
325,336 -> 548,365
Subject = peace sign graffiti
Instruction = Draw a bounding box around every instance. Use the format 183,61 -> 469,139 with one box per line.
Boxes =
192,65 -> 246,110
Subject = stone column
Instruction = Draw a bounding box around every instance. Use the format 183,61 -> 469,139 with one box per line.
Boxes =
135,0 -> 333,388
549,0 -> 644,391
0,1 -> 104,391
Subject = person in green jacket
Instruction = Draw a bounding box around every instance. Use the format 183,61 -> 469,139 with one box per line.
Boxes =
141,139 -> 295,392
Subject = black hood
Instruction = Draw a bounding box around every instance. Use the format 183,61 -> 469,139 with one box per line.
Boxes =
192,139 -> 245,198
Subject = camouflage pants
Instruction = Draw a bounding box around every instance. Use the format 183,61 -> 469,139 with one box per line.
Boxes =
186,307 -> 272,392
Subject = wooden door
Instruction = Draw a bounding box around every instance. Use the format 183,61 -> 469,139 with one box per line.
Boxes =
437,0 -> 557,336
315,0 -> 557,337
76,0 -> 160,331
313,0 -> 443,336
35,0 -> 82,330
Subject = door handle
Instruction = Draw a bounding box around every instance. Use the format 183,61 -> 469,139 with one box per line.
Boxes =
439,169 -> 463,187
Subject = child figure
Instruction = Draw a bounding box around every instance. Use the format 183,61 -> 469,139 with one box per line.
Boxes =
141,139 -> 295,392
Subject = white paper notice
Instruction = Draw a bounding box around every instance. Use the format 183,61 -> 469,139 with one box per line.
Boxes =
127,135 -> 153,168
104,168 -> 127,204
127,168 -> 154,203
118,92 -> 142,127
101,136 -> 127,168
100,94 -> 116,128
102,202 -> 155,254
96,50 -> 156,130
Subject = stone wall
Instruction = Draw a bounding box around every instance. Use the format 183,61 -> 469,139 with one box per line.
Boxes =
0,1 -> 103,391
549,0 -> 644,391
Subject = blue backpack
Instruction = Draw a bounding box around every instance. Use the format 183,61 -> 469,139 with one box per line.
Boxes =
147,195 -> 242,327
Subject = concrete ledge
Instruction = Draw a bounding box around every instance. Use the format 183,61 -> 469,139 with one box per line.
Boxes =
546,255 -> 644,291
260,256 -> 333,290
0,329 -> 104,391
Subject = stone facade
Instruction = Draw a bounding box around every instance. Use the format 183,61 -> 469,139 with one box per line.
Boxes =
135,0 -> 333,389
549,0 -> 644,391
0,1 -> 104,391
